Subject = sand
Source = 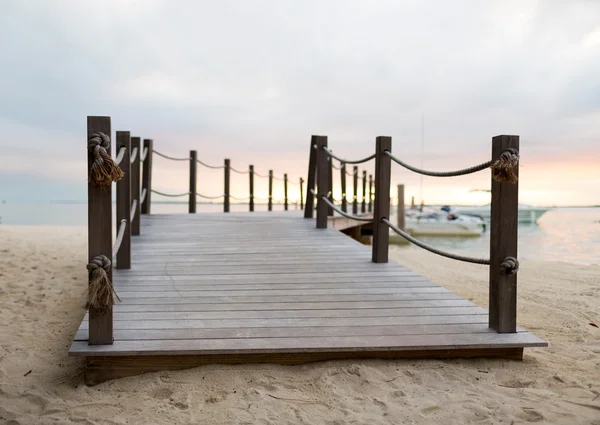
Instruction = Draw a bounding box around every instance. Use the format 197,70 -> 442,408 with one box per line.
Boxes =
0,225 -> 599,425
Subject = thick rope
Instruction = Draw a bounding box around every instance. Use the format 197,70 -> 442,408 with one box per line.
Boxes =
130,147 -> 138,163
151,189 -> 190,197
86,255 -> 121,313
130,199 -> 138,222
500,256 -> 520,275
141,147 -> 148,162
383,218 -> 490,265
491,148 -> 519,183
253,171 -> 270,178
153,150 -> 189,161
310,190 -> 373,222
88,132 -> 124,187
112,219 -> 127,258
198,159 -> 225,169
197,193 -> 225,200
272,175 -> 285,182
322,147 -> 376,165
141,188 -> 147,204
384,148 -> 519,183
230,194 -> 250,201
230,166 -> 250,174
114,147 -> 126,166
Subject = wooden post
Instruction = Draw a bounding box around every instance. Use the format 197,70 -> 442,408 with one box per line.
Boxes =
116,131 -> 131,270
249,165 -> 255,212
304,136 -> 318,218
397,184 -> 405,230
361,170 -> 367,213
189,151 -> 197,214
411,196 -> 415,209
316,136 -> 328,229
284,174 -> 289,211
352,166 -> 358,214
327,157 -> 334,216
87,116 -> 113,345
300,177 -> 304,210
368,174 -> 373,213
268,170 -> 273,211
141,139 -> 153,214
130,137 -> 141,236
372,136 -> 392,263
489,135 -> 520,333
224,159 -> 230,213
341,163 -> 347,213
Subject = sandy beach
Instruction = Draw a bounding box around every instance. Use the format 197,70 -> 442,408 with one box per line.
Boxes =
0,225 -> 598,425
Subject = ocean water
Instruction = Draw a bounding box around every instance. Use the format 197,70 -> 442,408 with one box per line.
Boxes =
0,202 -> 598,265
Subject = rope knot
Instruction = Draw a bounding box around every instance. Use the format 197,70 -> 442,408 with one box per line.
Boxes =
86,254 -> 120,313
88,132 -> 124,188
500,256 -> 519,275
491,148 -> 519,183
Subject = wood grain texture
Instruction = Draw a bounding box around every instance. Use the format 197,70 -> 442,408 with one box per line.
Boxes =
130,137 -> 141,236
316,136 -> 328,228
224,159 -> 230,213
372,136 -> 392,263
189,150 -> 197,213
141,139 -> 153,214
115,131 -> 131,269
304,136 -> 317,218
249,165 -> 255,212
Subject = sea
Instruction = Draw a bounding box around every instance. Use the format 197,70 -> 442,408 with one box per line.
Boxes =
0,202 -> 598,266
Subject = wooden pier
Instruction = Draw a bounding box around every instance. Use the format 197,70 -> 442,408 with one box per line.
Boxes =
73,117 -> 546,385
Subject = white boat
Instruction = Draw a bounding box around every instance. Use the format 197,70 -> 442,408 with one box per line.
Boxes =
455,204 -> 549,224
398,207 -> 485,238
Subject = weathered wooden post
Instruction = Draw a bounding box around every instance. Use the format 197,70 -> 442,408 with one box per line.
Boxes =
87,116 -> 113,345
268,170 -> 273,211
224,159 -> 230,213
352,166 -> 358,215
340,163 -> 347,213
327,157 -> 334,216
411,196 -> 415,209
141,139 -> 153,214
316,136 -> 329,229
284,174 -> 289,211
304,136 -> 318,218
361,170 -> 367,213
300,177 -> 304,210
189,150 -> 197,213
116,131 -> 131,270
130,137 -> 141,236
249,165 -> 255,212
372,136 -> 392,263
489,135 -> 520,333
397,184 -> 405,230
368,174 -> 373,213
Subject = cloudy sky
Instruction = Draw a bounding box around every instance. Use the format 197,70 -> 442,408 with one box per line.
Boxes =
1,0 -> 599,206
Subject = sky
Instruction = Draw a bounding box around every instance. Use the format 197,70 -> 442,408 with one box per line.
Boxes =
1,0 -> 599,206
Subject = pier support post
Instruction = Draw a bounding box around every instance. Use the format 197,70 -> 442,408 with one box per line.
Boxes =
284,174 -> 288,211
304,136 -> 318,218
353,166 -> 358,215
341,163 -> 347,213
362,170 -> 367,213
372,136 -> 392,263
189,151 -> 197,213
316,136 -> 329,229
268,170 -> 273,211
249,165 -> 255,212
327,157 -> 334,216
489,135 -> 520,333
299,177 -> 304,210
224,159 -> 230,213
116,131 -> 131,270
397,184 -> 405,230
141,139 -> 153,214
368,174 -> 373,213
130,137 -> 141,235
87,116 -> 113,345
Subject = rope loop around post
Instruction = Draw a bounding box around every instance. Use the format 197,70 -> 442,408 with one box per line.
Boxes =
500,256 -> 520,275
88,132 -> 124,187
86,254 -> 121,313
491,148 -> 519,183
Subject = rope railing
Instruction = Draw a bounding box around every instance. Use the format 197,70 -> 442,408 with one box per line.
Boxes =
130,199 -> 138,222
114,147 -> 126,166
322,146 -> 376,165
130,146 -> 138,163
151,189 -> 190,197
230,194 -> 250,201
230,166 -> 249,174
197,193 -> 225,200
141,147 -> 148,162
197,159 -> 225,169
140,188 -> 147,205
310,190 -> 373,222
112,219 -> 128,259
153,150 -> 190,161
383,148 -> 519,182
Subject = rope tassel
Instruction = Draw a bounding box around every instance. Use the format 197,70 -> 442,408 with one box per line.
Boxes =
86,255 -> 121,312
491,148 -> 519,183
88,132 -> 124,187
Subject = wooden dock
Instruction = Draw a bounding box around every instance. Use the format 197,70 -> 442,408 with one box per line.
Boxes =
70,213 -> 546,385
